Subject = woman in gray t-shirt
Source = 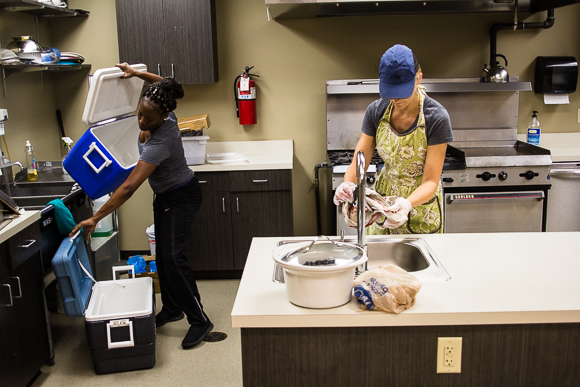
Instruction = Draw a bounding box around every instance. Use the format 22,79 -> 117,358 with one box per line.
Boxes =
71,63 -> 214,349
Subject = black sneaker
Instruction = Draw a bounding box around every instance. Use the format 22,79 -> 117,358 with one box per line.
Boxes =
155,310 -> 185,328
182,321 -> 214,349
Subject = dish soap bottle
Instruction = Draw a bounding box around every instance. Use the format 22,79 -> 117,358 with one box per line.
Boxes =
61,136 -> 73,175
24,140 -> 38,181
527,111 -> 541,146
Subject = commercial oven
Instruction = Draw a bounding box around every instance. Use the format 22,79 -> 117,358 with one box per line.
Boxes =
326,77 -> 552,234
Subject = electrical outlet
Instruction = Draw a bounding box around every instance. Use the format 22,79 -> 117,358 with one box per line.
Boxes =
437,337 -> 462,373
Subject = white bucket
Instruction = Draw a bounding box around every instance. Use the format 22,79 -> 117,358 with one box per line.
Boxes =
146,224 -> 155,255
93,194 -> 114,237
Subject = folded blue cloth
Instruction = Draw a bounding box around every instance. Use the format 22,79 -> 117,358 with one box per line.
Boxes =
47,199 -> 77,236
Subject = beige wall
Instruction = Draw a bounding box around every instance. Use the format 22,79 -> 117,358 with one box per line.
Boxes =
2,1 -> 580,250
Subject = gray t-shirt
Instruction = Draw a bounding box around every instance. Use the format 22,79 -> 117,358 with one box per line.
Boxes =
361,95 -> 453,145
138,112 -> 194,193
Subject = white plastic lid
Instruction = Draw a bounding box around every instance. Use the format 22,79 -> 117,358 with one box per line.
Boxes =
82,64 -> 147,126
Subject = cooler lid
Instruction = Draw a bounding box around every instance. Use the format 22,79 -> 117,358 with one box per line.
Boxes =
82,64 -> 147,126
51,234 -> 95,317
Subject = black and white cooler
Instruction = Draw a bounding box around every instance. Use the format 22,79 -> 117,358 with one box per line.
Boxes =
52,233 -> 156,374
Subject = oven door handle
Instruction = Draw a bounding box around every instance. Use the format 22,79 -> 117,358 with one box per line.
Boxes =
447,192 -> 545,203
550,169 -> 580,176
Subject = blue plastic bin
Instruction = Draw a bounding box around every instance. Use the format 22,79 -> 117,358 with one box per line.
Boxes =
63,116 -> 140,200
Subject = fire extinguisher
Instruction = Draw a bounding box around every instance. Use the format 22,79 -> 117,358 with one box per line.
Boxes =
234,66 -> 260,125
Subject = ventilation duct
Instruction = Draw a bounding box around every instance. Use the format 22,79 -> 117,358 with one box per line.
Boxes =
265,0 -> 580,20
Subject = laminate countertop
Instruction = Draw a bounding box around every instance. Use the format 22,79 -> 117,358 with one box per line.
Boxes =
0,210 -> 40,244
518,132 -> 580,162
231,232 -> 580,328
188,140 -> 293,172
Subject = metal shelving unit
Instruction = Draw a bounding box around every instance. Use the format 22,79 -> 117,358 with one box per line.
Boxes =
0,0 -> 90,96
0,0 -> 89,17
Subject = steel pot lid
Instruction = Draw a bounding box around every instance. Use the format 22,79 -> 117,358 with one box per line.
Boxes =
277,236 -> 365,268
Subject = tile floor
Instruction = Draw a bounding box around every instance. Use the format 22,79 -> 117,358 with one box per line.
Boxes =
33,279 -> 243,387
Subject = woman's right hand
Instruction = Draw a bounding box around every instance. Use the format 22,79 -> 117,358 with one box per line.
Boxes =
333,181 -> 356,205
69,218 -> 98,241
116,62 -> 137,79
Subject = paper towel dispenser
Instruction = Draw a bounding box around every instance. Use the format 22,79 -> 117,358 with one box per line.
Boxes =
534,56 -> 578,94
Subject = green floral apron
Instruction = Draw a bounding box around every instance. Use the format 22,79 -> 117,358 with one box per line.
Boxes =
368,87 -> 443,235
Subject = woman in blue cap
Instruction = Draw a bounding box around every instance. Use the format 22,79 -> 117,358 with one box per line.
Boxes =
334,44 -> 453,234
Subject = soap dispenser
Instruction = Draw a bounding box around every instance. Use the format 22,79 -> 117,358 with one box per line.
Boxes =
24,140 -> 38,181
527,111 -> 541,146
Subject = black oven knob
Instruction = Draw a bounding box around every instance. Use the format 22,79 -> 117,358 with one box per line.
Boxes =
366,175 -> 376,185
442,177 -> 454,183
476,172 -> 496,181
498,171 -> 508,181
520,170 -> 539,180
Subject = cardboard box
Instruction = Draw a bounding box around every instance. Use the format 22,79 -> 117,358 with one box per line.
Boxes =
178,114 -> 211,132
127,255 -> 160,294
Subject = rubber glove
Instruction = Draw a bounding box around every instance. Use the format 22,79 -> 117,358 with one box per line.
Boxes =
333,181 -> 356,205
384,197 -> 412,229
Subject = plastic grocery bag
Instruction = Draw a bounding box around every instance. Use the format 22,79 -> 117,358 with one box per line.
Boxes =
353,264 -> 422,314
127,255 -> 147,274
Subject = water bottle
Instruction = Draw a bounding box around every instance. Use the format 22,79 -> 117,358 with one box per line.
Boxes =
527,111 -> 541,146
24,140 -> 38,181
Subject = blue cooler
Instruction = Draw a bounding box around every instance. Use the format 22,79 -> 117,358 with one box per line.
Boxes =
64,64 -> 147,200
52,234 -> 156,374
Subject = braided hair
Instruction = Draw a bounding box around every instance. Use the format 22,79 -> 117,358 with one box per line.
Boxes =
141,77 -> 184,114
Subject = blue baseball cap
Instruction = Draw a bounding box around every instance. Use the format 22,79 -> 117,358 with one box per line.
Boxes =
379,44 -> 418,99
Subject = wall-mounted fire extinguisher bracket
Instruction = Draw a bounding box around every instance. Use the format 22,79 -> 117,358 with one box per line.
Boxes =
234,66 -> 259,125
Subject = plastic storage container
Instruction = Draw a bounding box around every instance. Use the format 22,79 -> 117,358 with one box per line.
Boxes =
52,234 -> 155,374
182,135 -> 210,165
92,194 -> 114,237
64,64 -> 147,199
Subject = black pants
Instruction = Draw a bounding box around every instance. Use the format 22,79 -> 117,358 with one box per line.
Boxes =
153,177 -> 209,326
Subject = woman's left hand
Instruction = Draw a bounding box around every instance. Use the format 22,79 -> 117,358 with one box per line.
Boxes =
70,218 -> 97,241
116,62 -> 137,79
384,197 -> 412,228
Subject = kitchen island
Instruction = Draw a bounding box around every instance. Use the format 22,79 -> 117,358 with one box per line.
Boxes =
231,233 -> 580,386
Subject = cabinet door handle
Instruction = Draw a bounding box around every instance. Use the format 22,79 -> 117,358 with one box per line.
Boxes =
157,64 -> 161,76
222,197 -> 226,213
0,284 -> 13,307
198,180 -> 207,184
171,63 -> 175,78
253,179 -> 268,183
236,197 -> 239,212
10,277 -> 22,298
18,239 -> 36,248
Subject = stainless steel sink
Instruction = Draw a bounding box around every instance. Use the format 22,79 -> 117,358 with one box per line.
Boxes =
3,162 -> 78,210
346,237 -> 450,282
273,237 -> 450,282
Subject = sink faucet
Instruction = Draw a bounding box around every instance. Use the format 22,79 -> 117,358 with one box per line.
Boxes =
356,151 -> 368,274
356,150 -> 366,249
12,161 -> 23,172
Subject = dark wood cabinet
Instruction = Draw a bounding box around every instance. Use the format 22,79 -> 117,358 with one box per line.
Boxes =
115,0 -> 219,84
188,170 -> 293,273
0,222 -> 51,387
